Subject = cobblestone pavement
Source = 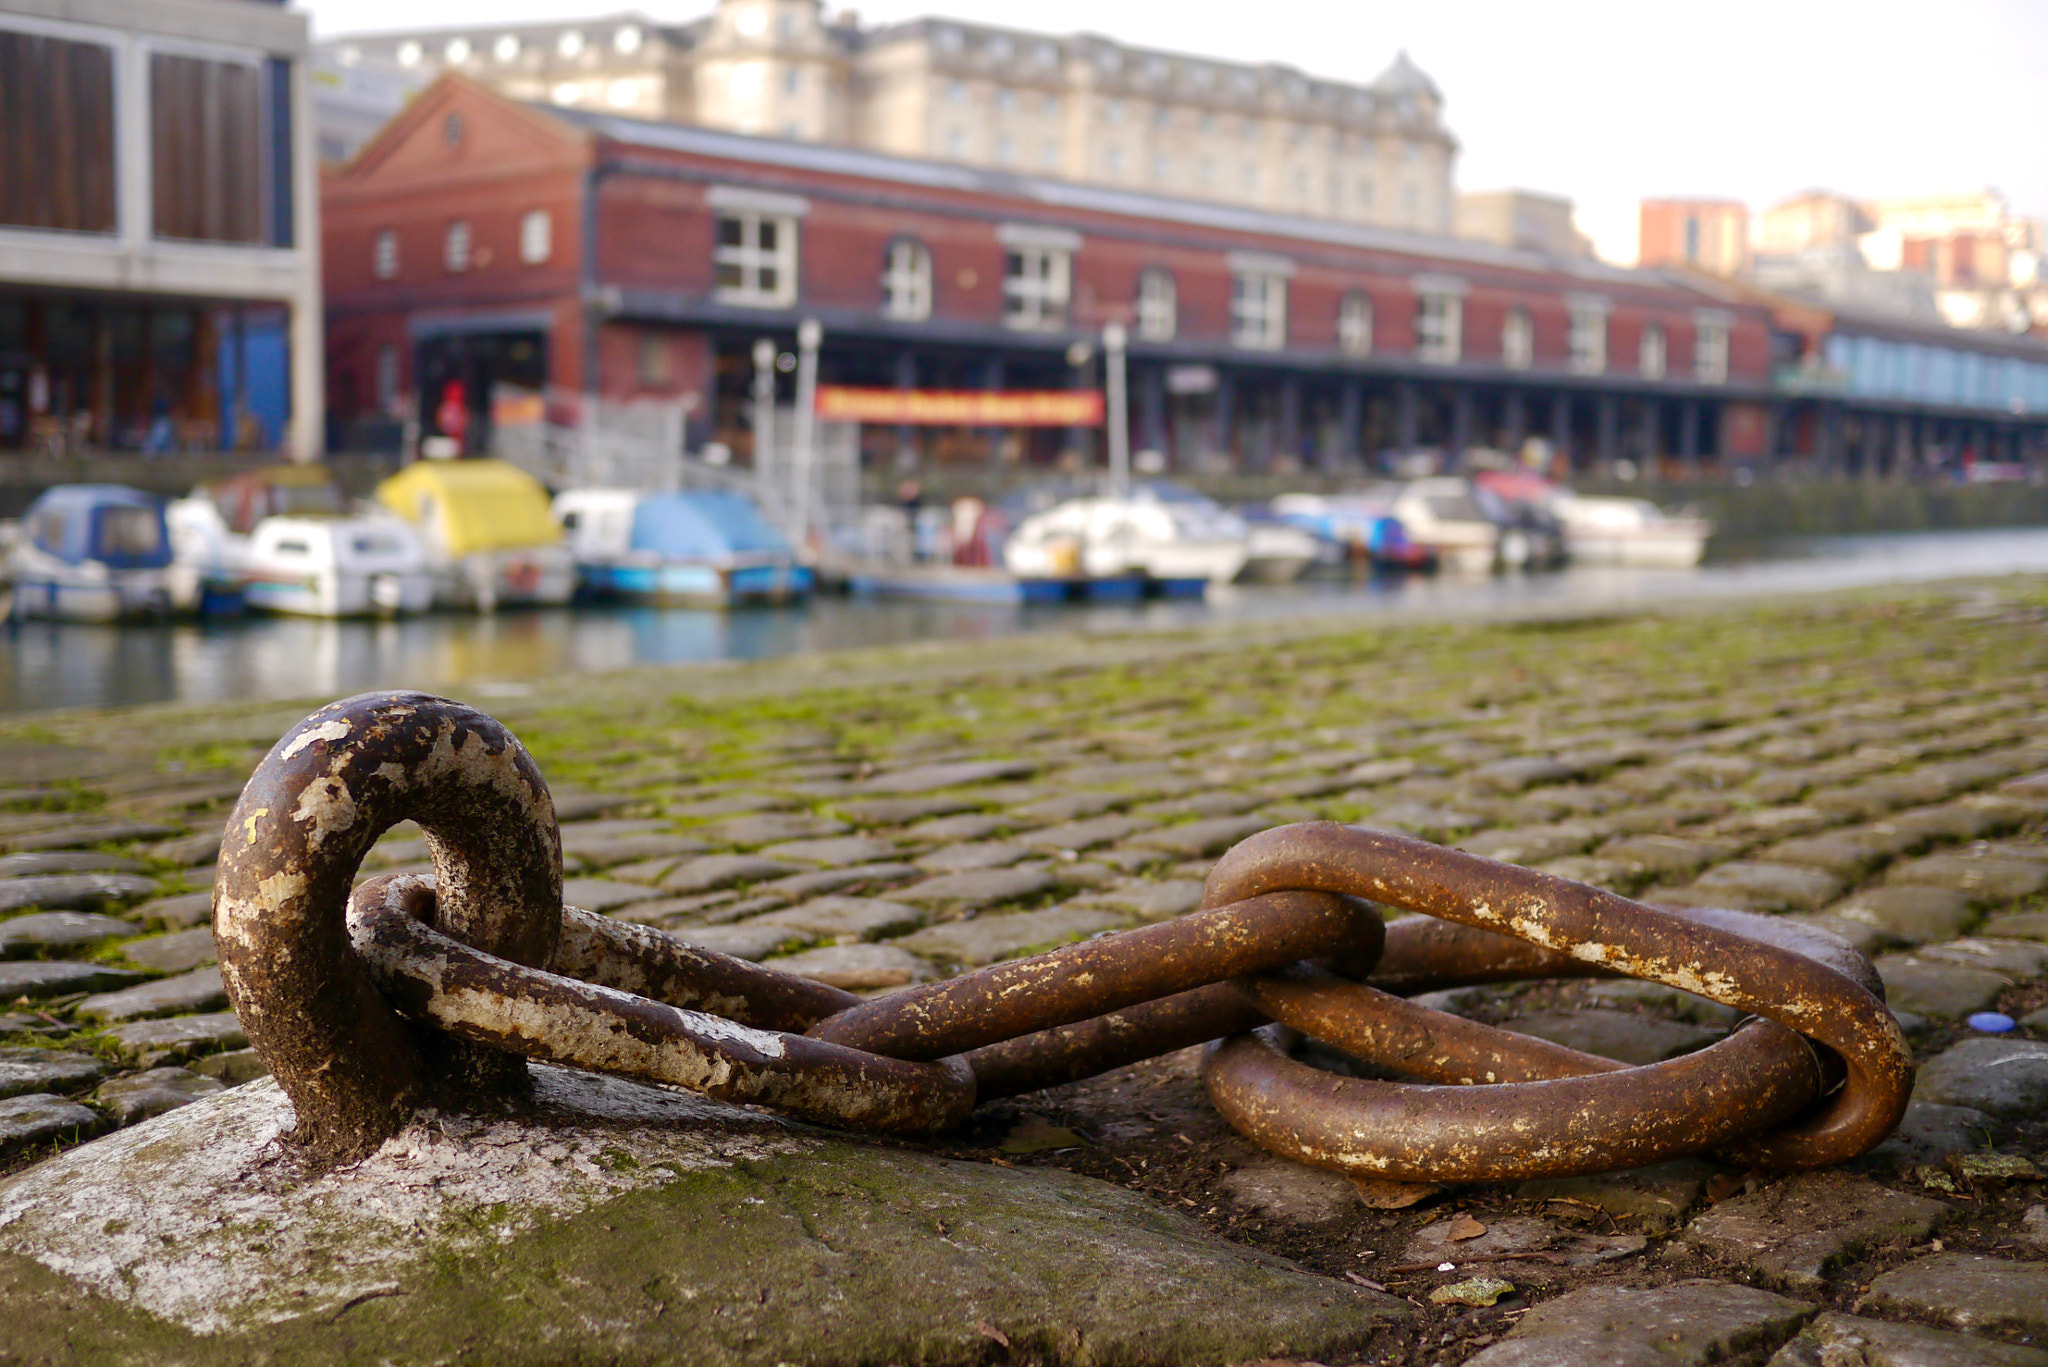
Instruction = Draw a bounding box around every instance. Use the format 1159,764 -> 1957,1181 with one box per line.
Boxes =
7,579 -> 2048,1363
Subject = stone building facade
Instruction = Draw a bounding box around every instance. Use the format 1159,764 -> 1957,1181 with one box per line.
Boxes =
318,1 -> 1459,234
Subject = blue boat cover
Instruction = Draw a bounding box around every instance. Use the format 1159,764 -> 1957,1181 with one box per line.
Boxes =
629,491 -> 792,560
22,485 -> 172,569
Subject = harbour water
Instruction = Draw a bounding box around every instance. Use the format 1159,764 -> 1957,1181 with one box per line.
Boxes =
7,524 -> 2048,715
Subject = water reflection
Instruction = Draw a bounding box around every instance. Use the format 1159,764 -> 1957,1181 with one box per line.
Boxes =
7,525 -> 2047,714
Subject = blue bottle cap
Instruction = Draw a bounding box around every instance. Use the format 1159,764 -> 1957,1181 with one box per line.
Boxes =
1966,1012 -> 2017,1033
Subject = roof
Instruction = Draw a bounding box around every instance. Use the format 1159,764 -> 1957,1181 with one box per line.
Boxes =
375,459 -> 562,557
550,104 -> 1713,297
1371,51 -> 1442,102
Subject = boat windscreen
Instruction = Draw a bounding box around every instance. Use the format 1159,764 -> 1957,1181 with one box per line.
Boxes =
93,506 -> 171,568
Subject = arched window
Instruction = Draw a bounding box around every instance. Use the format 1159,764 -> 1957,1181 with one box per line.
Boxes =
1338,290 -> 1373,357
1502,306 -> 1533,369
1135,268 -> 1176,342
1640,322 -> 1667,379
881,238 -> 931,321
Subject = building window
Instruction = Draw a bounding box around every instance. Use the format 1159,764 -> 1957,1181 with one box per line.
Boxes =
444,220 -> 471,272
995,135 -> 1014,164
715,210 -> 798,306
1502,306 -> 1532,369
1136,268 -> 1177,342
1695,314 -> 1729,382
637,333 -> 671,386
1356,178 -> 1374,208
1231,271 -> 1288,350
1041,139 -> 1059,169
946,127 -> 964,157
1003,244 -> 1071,330
1639,322 -> 1667,379
373,229 -> 399,279
1103,145 -> 1124,178
881,238 -> 932,321
151,52 -> 278,244
1416,291 -> 1462,363
1338,290 -> 1372,357
995,87 -> 1015,113
783,65 -> 801,95
1568,300 -> 1609,375
947,79 -> 966,103
0,30 -> 116,235
519,210 -> 551,264
1152,152 -> 1170,183
374,344 -> 400,410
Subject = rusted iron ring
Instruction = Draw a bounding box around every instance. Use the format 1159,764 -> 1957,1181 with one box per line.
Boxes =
1199,822 -> 1913,1174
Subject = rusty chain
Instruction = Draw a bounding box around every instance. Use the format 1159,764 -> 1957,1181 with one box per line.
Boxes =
216,692 -> 1914,1180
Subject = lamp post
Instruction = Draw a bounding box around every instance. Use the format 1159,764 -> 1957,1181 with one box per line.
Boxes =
1103,321 -> 1130,496
792,318 -> 822,552
750,336 -> 776,477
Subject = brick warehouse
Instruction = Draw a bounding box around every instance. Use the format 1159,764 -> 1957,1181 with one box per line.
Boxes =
323,75 -> 2045,479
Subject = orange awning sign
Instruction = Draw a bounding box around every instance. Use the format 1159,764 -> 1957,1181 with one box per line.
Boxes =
815,386 -> 1104,427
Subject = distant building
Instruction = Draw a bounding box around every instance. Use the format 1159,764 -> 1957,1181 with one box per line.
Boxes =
317,2 -> 1459,234
1637,199 -> 1748,277
1863,191 -> 2045,334
1455,190 -> 1591,260
1755,191 -> 1874,257
0,0 -> 323,457
325,75 -> 1804,482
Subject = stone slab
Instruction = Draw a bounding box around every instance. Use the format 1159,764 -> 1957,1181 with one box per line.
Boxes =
0,960 -> 144,1000
0,1048 -> 101,1101
854,758 -> 1038,794
0,853 -> 145,879
118,928 -> 217,975
1853,1102 -> 1996,1172
892,866 -> 1057,910
0,1068 -> 1403,1365
894,905 -> 1130,966
746,895 -> 924,943
1919,936 -> 2048,977
1467,1280 -> 1815,1367
91,1068 -> 224,1126
656,854 -> 800,895
1888,855 -> 2048,904
1916,1038 -> 2048,1117
0,912 -> 135,958
1873,954 -> 2010,1020
74,968 -> 227,1023
1860,1253 -> 2048,1340
561,833 -> 710,870
126,891 -> 213,930
913,841 -> 1031,873
661,922 -> 810,961
1767,1310 -> 2048,1367
1683,1173 -> 1950,1293
1075,878 -> 1207,922
1681,862 -> 1845,912
753,835 -> 902,868
0,1093 -> 97,1158
1828,886 -> 1978,947
0,875 -> 159,915
94,1013 -> 246,1067
1017,814 -> 1155,852
0,823 -> 175,854
1497,1009 -> 1719,1066
1516,1159 -> 1720,1231
559,878 -> 662,913
761,942 -> 935,990
1121,814 -> 1270,859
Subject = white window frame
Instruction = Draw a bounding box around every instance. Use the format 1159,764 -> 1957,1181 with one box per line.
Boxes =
1414,278 -> 1464,364
998,224 -> 1078,330
1694,310 -> 1730,382
1502,305 -> 1533,369
518,210 -> 551,265
1567,294 -> 1610,375
1639,321 -> 1667,380
1338,290 -> 1373,357
1231,272 -> 1288,350
712,196 -> 801,307
1136,267 -> 1176,342
881,238 -> 932,321
444,220 -> 471,273
373,229 -> 399,279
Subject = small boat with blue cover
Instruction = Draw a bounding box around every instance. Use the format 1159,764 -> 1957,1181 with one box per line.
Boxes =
8,485 -> 176,621
554,487 -> 812,607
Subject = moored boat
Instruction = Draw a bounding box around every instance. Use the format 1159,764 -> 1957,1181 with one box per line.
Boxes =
1551,494 -> 1712,567
375,459 -> 575,611
239,516 -> 435,617
9,485 -> 175,621
1001,483 -> 1249,597
554,487 -> 811,607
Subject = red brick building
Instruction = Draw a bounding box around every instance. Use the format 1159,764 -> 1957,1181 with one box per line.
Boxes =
326,76 -> 1780,474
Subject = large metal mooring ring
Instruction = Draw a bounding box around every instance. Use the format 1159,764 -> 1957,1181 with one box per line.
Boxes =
1198,822 -> 1914,1176
214,691 -> 566,1165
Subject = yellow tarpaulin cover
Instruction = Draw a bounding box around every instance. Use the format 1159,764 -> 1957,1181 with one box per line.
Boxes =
375,459 -> 561,557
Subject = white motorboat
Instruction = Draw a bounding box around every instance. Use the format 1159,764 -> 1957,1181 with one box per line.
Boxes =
9,485 -> 174,621
1552,495 -> 1712,568
1237,519 -> 1322,584
1002,483 -> 1249,596
1387,478 -> 1500,575
554,487 -> 812,607
240,515 -> 435,617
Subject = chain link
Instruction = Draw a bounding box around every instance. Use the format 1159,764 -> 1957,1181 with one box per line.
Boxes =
218,693 -> 1914,1179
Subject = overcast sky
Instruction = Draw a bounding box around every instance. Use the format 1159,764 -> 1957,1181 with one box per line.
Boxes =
302,0 -> 2048,263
